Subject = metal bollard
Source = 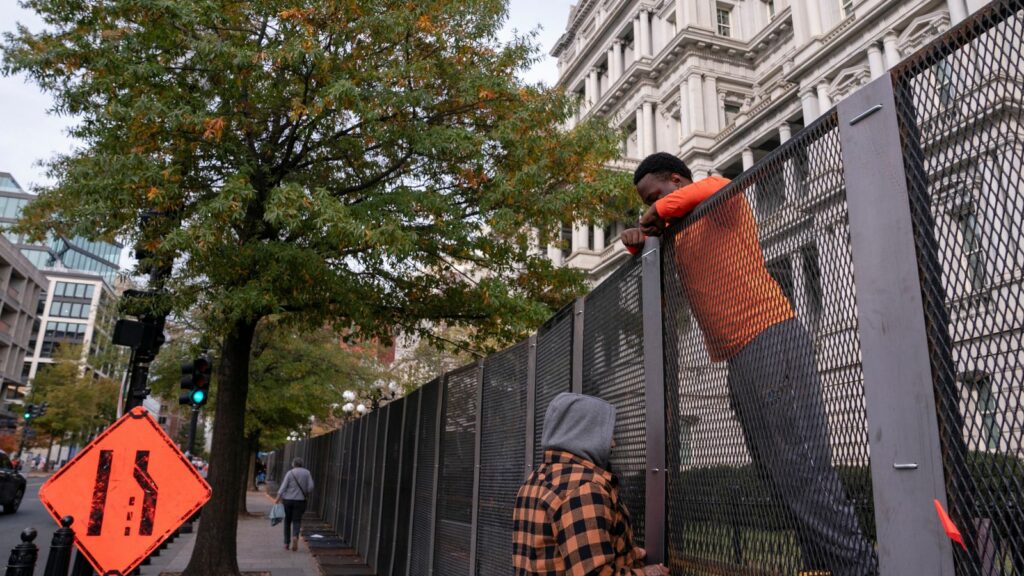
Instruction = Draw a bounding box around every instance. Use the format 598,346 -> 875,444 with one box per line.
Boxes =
4,528 -> 38,576
43,516 -> 74,576
69,549 -> 94,576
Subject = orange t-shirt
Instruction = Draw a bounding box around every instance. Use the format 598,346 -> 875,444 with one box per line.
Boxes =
654,177 -> 793,361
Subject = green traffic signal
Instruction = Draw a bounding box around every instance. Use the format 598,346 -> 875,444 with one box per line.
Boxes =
23,404 -> 35,420
191,389 -> 207,405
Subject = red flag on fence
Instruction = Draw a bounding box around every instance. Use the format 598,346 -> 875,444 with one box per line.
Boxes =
934,499 -> 967,551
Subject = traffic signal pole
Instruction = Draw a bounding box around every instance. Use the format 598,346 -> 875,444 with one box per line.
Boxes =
186,406 -> 200,456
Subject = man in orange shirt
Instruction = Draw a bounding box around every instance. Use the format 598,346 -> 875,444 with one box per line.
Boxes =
623,153 -> 877,575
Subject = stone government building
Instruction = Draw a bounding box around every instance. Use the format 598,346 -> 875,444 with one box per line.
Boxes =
549,0 -> 1021,465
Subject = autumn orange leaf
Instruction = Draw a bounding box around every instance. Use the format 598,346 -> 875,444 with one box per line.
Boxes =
203,117 -> 225,141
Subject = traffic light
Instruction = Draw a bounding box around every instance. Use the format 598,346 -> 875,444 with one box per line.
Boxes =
180,357 -> 212,407
36,402 -> 48,418
23,404 -> 35,420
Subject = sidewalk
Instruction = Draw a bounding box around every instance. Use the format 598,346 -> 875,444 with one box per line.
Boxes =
145,491 -> 320,576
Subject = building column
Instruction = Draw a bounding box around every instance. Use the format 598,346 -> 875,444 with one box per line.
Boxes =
717,92 -> 727,129
883,32 -> 902,69
703,75 -> 720,133
687,73 -> 706,134
817,82 -> 833,112
633,17 -> 642,58
947,0 -> 968,24
573,222 -> 588,252
867,43 -> 886,79
583,77 -> 592,108
678,83 -> 690,139
639,10 -> 652,58
594,225 -> 606,252
606,47 -> 616,83
742,147 -> 755,170
675,0 -> 688,29
805,0 -> 823,37
636,107 -> 646,156
801,89 -> 820,122
589,68 -> 600,104
779,122 -> 793,143
612,40 -> 623,79
643,101 -> 656,155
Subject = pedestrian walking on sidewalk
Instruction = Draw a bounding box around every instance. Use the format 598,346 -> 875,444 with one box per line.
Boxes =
276,457 -> 315,551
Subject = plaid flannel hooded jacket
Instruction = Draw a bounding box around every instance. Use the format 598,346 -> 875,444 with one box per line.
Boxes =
512,393 -> 645,576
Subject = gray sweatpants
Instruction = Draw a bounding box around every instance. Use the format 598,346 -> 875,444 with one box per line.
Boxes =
727,318 -> 877,576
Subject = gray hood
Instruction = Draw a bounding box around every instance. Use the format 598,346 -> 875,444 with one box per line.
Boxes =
541,393 -> 616,469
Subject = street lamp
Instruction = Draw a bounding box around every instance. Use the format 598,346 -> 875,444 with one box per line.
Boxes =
356,404 -> 367,414
342,403 -> 355,413
342,390 -> 357,402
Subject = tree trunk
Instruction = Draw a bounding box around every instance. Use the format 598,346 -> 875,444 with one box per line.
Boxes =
45,436 -> 55,471
182,319 -> 257,576
239,430 -> 260,516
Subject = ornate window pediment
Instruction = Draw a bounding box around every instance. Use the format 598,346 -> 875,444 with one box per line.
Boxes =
899,11 -> 951,54
829,65 -> 871,102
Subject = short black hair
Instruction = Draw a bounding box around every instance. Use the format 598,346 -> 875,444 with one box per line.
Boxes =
633,152 -> 693,185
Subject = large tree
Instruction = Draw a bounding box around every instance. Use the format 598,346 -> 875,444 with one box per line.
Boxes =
3,1 -> 631,573
28,344 -> 120,460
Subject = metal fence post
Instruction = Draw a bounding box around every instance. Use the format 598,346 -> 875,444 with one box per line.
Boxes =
426,375 -> 446,575
837,74 -> 955,576
572,298 -> 584,394
5,528 -> 38,576
524,334 -> 538,479
640,237 -> 666,563
467,361 -> 485,575
43,516 -> 74,576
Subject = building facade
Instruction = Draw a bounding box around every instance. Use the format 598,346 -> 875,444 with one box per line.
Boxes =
550,0 -> 981,282
0,172 -> 125,392
0,234 -> 48,419
553,0 -> 1023,462
0,172 -> 122,285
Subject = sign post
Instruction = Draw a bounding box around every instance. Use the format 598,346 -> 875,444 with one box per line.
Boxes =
39,407 -> 211,576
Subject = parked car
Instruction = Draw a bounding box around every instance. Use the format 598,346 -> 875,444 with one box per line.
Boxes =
0,450 -> 26,514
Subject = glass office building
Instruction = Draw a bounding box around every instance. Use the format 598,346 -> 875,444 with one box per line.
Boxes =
0,172 -> 121,284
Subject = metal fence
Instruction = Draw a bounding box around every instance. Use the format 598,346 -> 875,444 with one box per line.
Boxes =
268,3 -> 1024,574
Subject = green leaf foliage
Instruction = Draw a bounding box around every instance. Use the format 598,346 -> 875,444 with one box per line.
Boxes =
28,344 -> 120,440
3,0 -> 634,346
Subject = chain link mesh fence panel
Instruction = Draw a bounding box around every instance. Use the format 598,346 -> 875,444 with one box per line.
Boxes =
476,341 -> 529,575
534,303 -> 575,468
409,378 -> 440,576
433,365 -> 479,576
892,2 -> 1024,573
661,111 -> 878,575
582,259 -> 647,545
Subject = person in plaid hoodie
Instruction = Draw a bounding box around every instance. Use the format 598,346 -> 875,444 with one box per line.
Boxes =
513,393 -> 669,576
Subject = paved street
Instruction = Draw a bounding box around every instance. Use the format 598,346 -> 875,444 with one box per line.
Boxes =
0,476 -> 57,575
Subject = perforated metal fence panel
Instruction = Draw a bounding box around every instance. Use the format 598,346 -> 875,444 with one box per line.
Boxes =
582,258 -> 647,546
367,405 -> 390,567
356,410 -> 378,558
391,390 -> 420,576
433,366 -> 478,576
533,303 -> 574,467
476,341 -> 529,575
376,399 -> 405,575
891,2 -> 1024,573
343,417 -> 363,544
660,112 -> 877,575
409,379 -> 440,576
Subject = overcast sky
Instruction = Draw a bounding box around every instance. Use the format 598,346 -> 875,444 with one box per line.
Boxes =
0,1 -> 573,191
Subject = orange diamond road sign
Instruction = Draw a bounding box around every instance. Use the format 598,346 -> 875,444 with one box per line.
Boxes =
39,407 -> 211,576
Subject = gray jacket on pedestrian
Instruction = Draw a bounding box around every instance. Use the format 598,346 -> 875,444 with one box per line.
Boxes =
278,467 -> 314,501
